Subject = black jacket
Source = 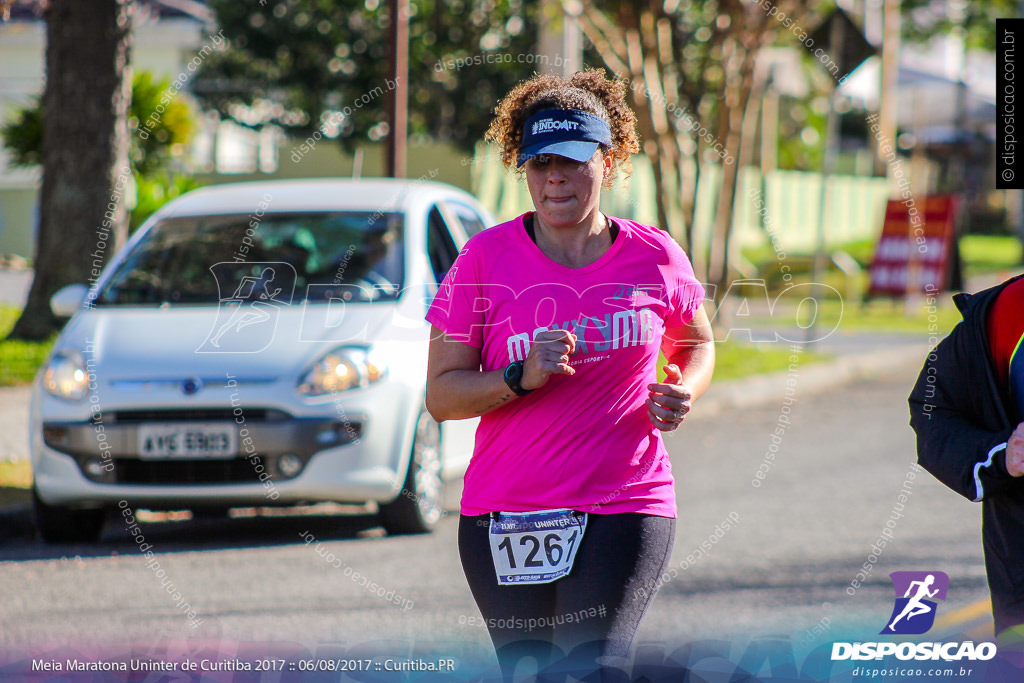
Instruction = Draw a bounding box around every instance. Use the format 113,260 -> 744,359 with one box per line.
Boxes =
909,275 -> 1022,633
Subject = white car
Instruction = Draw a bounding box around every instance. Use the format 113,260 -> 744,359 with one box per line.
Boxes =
30,178 -> 491,542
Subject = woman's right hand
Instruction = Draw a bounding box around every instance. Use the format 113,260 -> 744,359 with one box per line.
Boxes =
521,330 -> 576,391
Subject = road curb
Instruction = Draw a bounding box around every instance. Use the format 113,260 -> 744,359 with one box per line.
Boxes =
692,343 -> 930,420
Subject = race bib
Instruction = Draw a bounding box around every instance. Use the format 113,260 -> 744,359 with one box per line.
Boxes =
488,509 -> 588,585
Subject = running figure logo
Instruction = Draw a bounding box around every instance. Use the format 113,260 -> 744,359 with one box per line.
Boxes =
881,571 -> 949,635
197,262 -> 296,353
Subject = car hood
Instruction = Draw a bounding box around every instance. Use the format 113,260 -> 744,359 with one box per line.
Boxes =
57,304 -> 399,381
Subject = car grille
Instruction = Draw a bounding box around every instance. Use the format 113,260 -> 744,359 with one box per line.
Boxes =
112,409 -> 276,423
114,456 -> 266,485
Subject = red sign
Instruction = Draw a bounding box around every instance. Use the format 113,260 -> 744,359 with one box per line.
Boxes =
868,195 -> 958,296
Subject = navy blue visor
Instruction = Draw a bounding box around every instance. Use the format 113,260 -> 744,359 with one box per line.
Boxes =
517,109 -> 613,167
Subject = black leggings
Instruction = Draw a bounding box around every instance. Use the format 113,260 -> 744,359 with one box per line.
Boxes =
459,512 -> 675,677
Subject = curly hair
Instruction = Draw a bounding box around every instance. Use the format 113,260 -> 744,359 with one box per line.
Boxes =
485,68 -> 640,188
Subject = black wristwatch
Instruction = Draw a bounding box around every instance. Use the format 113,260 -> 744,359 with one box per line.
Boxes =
503,361 -> 533,397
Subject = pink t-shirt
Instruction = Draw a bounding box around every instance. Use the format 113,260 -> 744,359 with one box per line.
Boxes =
426,213 -> 706,517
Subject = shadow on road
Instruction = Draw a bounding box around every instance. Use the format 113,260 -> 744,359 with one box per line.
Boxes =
0,506 -> 437,562
654,551 -> 990,603
0,475 -> 464,561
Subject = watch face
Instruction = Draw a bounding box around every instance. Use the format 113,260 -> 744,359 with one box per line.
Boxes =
504,363 -> 518,381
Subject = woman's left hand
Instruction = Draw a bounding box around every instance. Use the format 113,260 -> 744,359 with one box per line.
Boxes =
646,364 -> 693,432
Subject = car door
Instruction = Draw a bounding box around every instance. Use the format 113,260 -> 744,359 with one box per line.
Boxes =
425,204 -> 479,478
441,200 -> 490,240
427,205 -> 462,286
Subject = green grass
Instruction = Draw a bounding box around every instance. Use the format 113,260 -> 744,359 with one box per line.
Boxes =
741,239 -> 876,271
0,460 -> 31,508
780,296 -> 964,335
718,277 -> 964,337
961,235 -> 1022,274
712,339 -> 827,381
659,341 -> 828,383
743,234 -> 1022,287
0,460 -> 31,488
0,305 -> 54,386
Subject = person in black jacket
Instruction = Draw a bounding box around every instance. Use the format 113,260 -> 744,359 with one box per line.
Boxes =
909,274 -> 1024,637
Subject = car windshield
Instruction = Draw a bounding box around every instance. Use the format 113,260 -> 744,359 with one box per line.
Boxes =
95,211 -> 404,306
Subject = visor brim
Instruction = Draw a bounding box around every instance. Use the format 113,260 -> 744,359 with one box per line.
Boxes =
517,140 -> 601,167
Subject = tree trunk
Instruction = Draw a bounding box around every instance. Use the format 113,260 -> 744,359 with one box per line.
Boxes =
8,0 -> 133,340
679,134 -> 698,258
706,18 -> 764,303
705,37 -> 744,297
572,0 -> 817,285
576,1 -> 692,250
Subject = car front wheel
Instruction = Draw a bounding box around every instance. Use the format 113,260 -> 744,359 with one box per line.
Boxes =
33,487 -> 106,543
380,409 -> 445,535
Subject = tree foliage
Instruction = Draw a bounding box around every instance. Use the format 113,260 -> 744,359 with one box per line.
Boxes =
1,71 -> 193,177
1,71 -> 197,233
900,0 -> 1019,48
128,71 -> 195,176
194,0 -> 543,151
577,0 -> 828,291
0,98 -> 43,167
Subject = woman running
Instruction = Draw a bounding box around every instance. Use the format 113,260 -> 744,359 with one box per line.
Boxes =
425,68 -> 715,677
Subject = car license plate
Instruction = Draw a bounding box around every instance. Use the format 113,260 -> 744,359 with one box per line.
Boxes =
137,423 -> 237,459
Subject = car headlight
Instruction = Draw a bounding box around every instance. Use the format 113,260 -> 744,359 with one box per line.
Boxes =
298,347 -> 386,396
43,350 -> 90,400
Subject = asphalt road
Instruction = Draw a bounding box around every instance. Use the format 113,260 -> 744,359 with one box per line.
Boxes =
0,363 -> 992,677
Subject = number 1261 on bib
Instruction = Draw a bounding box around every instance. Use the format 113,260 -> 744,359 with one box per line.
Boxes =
488,509 -> 588,585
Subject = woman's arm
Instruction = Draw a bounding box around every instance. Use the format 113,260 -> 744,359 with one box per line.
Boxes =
425,325 -> 577,422
425,326 -> 513,422
646,305 -> 716,431
664,304 -> 715,400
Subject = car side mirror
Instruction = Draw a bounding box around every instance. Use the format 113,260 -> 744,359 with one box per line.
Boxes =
50,284 -> 90,317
